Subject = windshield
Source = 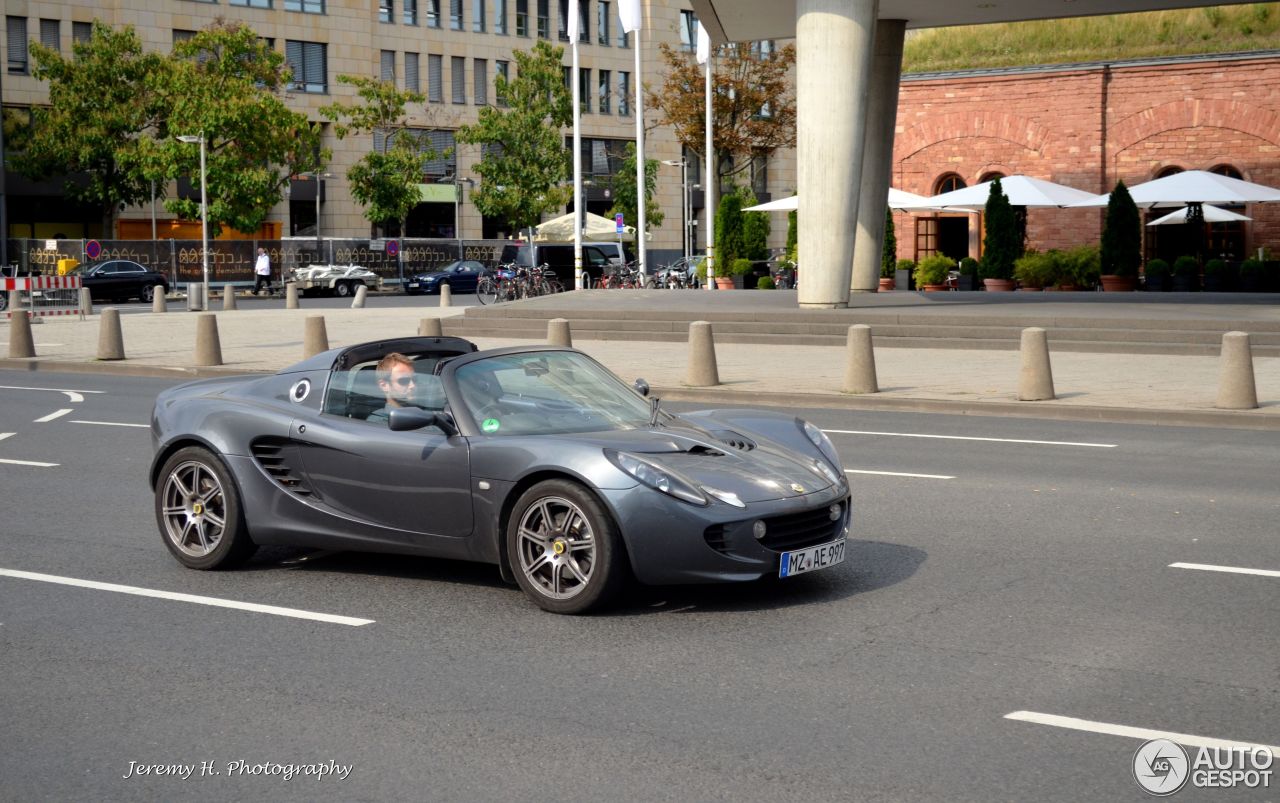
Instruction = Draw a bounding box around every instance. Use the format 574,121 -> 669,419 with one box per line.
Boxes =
454,351 -> 653,436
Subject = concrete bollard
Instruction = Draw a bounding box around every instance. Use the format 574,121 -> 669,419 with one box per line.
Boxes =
286,282 -> 300,309
439,283 -> 452,307
303,315 -> 330,359
842,324 -> 879,394
685,320 -> 720,387
1017,327 -> 1056,401
1216,331 -> 1258,410
152,289 -> 168,313
7,289 -> 19,314
547,318 -> 573,347
351,284 -> 368,308
222,284 -> 238,311
193,313 -> 223,366
79,287 -> 94,317
8,308 -> 35,358
96,308 -> 126,360
418,317 -> 443,337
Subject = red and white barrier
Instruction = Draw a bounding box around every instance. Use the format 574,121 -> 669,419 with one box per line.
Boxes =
5,275 -> 83,319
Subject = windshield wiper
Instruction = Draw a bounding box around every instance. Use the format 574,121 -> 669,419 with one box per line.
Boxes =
649,396 -> 662,428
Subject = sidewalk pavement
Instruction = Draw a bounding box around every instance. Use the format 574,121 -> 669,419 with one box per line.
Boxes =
2,303 -> 1278,430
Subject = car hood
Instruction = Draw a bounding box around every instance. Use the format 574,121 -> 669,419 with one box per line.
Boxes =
552,425 -> 833,503
410,271 -> 447,281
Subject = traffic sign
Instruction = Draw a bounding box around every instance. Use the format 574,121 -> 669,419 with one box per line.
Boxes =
85,240 -> 102,260
615,213 -> 624,233
386,240 -> 400,257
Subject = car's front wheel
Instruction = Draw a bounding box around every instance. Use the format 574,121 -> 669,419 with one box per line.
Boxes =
507,480 -> 625,614
335,281 -> 353,297
142,283 -> 162,303
155,446 -> 256,570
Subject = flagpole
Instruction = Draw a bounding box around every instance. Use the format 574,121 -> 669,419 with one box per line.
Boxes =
701,26 -> 715,290
634,15 -> 647,283
571,0 -> 583,290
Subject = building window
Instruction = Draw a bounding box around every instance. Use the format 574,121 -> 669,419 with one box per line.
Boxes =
935,173 -> 965,194
7,17 -> 28,74
516,0 -> 528,35
285,0 -> 325,12
380,50 -> 396,83
617,6 -> 628,47
598,68 -> 610,113
597,1 -> 610,45
537,0 -> 550,38
450,0 -> 464,30
72,21 -> 92,44
405,52 -> 420,91
579,67 -> 590,112
558,0 -> 569,40
428,53 -> 443,102
39,19 -> 59,52
679,10 -> 696,51
231,0 -> 273,7
472,0 -> 485,31
495,0 -> 508,34
751,154 -> 768,199
427,0 -> 441,27
474,58 -> 487,105
404,0 -> 418,24
579,0 -> 590,41
285,40 -> 327,93
380,0 -> 394,22
750,39 -> 775,59
618,70 -> 630,115
495,60 -> 509,106
172,29 -> 196,47
451,56 -> 466,104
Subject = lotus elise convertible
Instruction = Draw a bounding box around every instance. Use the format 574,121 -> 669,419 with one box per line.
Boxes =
149,337 -> 851,613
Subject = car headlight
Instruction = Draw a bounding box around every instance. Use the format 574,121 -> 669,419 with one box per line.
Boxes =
808,457 -> 842,486
606,450 -> 708,507
798,419 -> 846,486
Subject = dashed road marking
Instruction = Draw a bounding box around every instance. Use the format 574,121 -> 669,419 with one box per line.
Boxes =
0,457 -> 58,467
70,420 -> 149,428
0,568 -> 374,627
1005,711 -> 1280,753
823,429 -> 1116,448
1169,562 -> 1280,579
0,385 -> 102,403
34,408 -> 72,423
845,469 -> 955,480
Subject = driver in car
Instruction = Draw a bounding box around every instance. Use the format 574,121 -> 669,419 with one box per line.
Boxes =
367,353 -> 419,424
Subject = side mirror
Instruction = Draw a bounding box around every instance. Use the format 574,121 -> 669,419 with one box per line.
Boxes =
633,378 -> 650,397
388,407 -> 458,436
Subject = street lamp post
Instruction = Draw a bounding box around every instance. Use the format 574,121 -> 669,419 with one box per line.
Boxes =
301,171 -> 334,259
177,134 -> 209,310
662,159 -> 691,261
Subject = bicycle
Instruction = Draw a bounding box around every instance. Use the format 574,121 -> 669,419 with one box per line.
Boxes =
771,259 -> 797,290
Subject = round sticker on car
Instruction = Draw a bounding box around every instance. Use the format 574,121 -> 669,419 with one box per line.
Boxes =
289,379 -> 311,403
481,418 -> 501,433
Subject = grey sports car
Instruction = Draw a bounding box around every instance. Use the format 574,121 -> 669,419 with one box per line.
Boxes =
149,336 -> 852,613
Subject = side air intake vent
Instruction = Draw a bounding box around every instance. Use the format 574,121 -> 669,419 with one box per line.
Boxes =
251,439 -> 314,497
713,430 -> 756,451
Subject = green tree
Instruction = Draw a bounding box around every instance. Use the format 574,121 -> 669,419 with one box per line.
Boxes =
1100,180 -> 1141,277
322,75 -> 440,237
457,40 -> 572,233
980,178 -> 1020,280
715,190 -> 745,266
740,188 -> 770,260
607,142 -> 663,232
881,208 -> 897,277
785,209 -> 798,262
150,21 -> 324,237
17,22 -> 168,235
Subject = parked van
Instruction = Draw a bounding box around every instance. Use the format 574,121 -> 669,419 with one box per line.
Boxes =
498,241 -> 633,287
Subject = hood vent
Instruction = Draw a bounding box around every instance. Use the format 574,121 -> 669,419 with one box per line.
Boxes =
713,430 -> 756,452
251,439 -> 313,497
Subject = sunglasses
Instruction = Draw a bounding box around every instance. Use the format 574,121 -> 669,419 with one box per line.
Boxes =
391,376 -> 417,387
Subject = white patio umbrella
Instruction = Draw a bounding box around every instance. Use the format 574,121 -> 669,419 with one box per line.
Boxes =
1069,170 -> 1280,208
535,211 -> 639,242
742,187 -> 955,213
1146,204 -> 1251,226
925,175 -> 1098,209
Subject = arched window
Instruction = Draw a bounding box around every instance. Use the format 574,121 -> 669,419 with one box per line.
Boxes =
1210,164 -> 1243,180
1155,165 -> 1183,179
935,173 -> 965,194
1207,164 -> 1247,262
979,171 -> 1005,184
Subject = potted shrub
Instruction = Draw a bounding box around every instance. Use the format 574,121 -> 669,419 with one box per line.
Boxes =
895,258 -> 915,291
914,254 -> 954,291
1202,258 -> 1232,292
981,178 -> 1019,291
757,275 -> 776,290
728,257 -> 754,289
1061,244 -> 1100,290
1238,257 -> 1264,292
957,257 -> 978,291
1099,180 -> 1141,291
1171,255 -> 1199,292
1013,250 -> 1057,290
880,208 -> 897,291
1143,258 -> 1171,292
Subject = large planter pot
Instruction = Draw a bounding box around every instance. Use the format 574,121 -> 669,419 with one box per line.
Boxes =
983,278 -> 1016,292
1143,276 -> 1169,292
1100,275 -> 1137,292
956,275 -> 976,291
921,283 -> 947,292
714,276 -> 735,290
1202,275 -> 1229,292
894,269 -> 913,290
878,277 -> 895,291
1171,275 -> 1197,292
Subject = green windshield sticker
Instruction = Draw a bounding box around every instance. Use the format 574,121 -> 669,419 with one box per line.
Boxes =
481,418 -> 501,433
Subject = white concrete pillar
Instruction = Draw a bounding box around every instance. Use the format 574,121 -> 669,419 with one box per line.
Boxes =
797,0 -> 878,308
850,18 -> 906,293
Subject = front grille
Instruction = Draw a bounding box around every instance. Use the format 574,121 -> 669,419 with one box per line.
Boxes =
251,439 -> 313,497
703,523 -> 732,555
758,503 -> 844,552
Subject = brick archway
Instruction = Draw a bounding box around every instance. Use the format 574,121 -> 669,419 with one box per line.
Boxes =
897,111 -> 1052,162
1110,98 -> 1280,156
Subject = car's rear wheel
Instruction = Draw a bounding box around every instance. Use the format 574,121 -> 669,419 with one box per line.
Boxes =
142,283 -> 161,303
507,480 -> 624,614
335,281 -> 353,297
155,446 -> 256,570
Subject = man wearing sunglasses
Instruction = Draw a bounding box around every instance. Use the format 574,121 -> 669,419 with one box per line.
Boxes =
367,352 -> 419,424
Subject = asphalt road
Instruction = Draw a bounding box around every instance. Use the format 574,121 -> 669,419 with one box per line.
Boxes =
1,370 -> 1276,801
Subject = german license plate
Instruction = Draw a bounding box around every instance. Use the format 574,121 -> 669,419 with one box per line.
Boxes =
408,282 -> 420,289
779,538 -> 845,578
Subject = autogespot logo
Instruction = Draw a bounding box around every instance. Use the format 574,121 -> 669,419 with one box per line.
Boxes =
1133,739 -> 1190,796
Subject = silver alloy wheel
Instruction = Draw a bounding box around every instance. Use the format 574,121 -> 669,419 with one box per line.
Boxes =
159,459 -> 228,558
515,495 -> 595,600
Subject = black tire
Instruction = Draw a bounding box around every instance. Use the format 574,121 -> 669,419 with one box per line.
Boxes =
335,281 -> 352,298
506,479 -> 625,614
154,446 -> 256,570
142,284 -> 161,303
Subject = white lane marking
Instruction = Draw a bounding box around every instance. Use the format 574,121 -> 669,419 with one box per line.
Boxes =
34,408 -> 72,423
823,428 -> 1116,449
845,469 -> 955,480
0,568 -> 375,627
0,385 -> 101,402
0,432 -> 12,442
1169,562 -> 1280,579
1005,711 -> 1280,754
0,457 -> 58,467
70,420 -> 149,428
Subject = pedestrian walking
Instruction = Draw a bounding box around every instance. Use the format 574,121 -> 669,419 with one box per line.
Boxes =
254,248 -> 272,295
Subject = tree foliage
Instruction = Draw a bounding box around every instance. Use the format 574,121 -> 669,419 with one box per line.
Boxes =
882,208 -> 897,277
1100,180 -> 1142,277
457,41 -> 572,233
715,189 -> 745,266
607,142 -> 663,232
17,22 -> 167,234
648,42 -> 796,182
739,188 -> 770,261
980,178 -> 1021,280
322,74 -> 438,236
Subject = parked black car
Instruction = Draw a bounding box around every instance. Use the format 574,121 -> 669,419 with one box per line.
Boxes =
70,260 -> 169,302
404,260 -> 488,295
